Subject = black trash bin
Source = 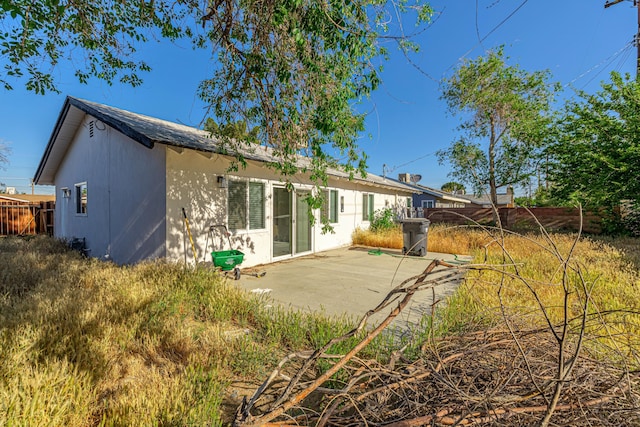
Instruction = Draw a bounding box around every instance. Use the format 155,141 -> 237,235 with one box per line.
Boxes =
401,218 -> 430,257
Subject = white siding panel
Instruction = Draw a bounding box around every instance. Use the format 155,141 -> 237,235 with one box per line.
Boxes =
166,149 -> 413,267
53,115 -> 167,263
165,149 -> 273,267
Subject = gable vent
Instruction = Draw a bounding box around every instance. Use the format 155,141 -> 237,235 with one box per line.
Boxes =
89,120 -> 94,138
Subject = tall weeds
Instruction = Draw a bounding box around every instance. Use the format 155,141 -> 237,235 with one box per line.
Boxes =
236,223 -> 640,426
0,236 -> 357,426
352,223 -> 489,254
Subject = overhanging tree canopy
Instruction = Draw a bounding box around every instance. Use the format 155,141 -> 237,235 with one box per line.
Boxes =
2,0 -> 432,192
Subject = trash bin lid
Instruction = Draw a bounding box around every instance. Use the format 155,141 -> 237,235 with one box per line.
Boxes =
401,218 -> 430,224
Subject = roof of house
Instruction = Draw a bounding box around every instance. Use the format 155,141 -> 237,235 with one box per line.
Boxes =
34,97 -> 415,194
386,178 -> 470,204
0,194 -> 56,203
454,193 -> 513,207
413,184 -> 471,204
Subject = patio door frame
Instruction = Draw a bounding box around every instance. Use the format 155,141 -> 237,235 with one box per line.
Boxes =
271,185 -> 314,260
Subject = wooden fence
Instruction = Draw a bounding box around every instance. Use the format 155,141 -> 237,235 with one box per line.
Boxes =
416,207 -> 607,234
0,201 -> 55,236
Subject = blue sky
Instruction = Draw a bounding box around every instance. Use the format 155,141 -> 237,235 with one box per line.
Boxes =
0,0 -> 635,195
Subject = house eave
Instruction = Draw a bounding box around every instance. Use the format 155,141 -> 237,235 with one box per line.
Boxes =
34,96 -> 157,186
34,96 -> 421,194
34,99 -> 78,185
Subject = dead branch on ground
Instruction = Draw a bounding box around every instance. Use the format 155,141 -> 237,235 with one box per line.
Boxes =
233,230 -> 640,426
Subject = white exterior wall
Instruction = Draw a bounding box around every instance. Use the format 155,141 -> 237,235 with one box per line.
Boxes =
165,149 -> 275,266
313,179 -> 404,251
166,149 -> 412,267
53,115 -> 167,263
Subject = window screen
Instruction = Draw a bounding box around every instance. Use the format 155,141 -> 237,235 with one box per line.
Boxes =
322,190 -> 339,223
362,193 -> 374,221
249,182 -> 265,229
228,180 -> 247,229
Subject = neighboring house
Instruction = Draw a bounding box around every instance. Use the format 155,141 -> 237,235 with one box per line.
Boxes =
394,174 -> 470,211
34,96 -> 416,266
0,194 -> 56,204
454,188 -> 515,208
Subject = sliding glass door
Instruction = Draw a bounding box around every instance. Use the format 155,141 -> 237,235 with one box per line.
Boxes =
295,190 -> 312,254
272,187 -> 312,258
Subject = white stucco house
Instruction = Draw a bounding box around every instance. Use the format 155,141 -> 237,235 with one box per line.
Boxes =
34,96 -> 416,266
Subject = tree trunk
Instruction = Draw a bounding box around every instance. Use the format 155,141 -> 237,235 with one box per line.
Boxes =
488,115 -> 499,207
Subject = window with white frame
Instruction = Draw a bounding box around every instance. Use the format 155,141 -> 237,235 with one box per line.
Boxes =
228,180 -> 265,230
321,189 -> 339,223
248,182 -> 265,229
421,199 -> 435,208
362,193 -> 374,221
75,182 -> 87,215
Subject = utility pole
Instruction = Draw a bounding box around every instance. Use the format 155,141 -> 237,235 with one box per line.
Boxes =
605,0 -> 640,77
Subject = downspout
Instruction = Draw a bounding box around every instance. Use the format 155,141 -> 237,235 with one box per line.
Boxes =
354,183 -> 358,230
107,124 -> 112,259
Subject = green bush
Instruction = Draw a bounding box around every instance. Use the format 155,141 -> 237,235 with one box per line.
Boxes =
369,208 -> 397,232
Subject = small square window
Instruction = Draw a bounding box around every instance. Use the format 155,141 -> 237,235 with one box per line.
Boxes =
227,179 -> 266,230
421,200 -> 434,209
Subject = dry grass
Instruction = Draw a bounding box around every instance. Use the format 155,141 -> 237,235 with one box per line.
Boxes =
425,223 -> 490,254
3,227 -> 640,425
0,236 -> 358,426
352,225 -> 403,249
352,222 -> 640,365
436,230 -> 640,368
235,238 -> 640,426
352,223 -> 490,255
234,225 -> 640,426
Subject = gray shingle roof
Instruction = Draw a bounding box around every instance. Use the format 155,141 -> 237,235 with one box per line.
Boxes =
455,193 -> 513,207
34,96 -> 416,194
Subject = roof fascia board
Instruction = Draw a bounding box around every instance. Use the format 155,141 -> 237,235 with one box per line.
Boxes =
440,194 -> 471,203
67,97 -> 155,149
33,98 -> 72,184
0,195 -> 29,203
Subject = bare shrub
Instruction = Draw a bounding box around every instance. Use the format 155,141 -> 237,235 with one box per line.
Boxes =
236,217 -> 640,426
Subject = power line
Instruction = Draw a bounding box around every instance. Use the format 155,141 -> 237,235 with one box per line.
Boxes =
386,151 -> 437,174
604,0 -> 640,77
475,0 -> 485,52
459,0 -> 529,60
566,39 -> 635,88
444,0 -> 530,74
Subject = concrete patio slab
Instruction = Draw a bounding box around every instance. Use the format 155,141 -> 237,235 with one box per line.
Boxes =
237,246 -> 471,328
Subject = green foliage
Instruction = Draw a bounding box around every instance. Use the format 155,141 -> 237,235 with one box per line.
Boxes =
369,207 -> 397,232
514,186 -> 568,207
204,118 -> 259,142
2,0 -> 432,191
548,71 -> 640,210
622,202 -> 640,237
0,0 -> 179,94
197,0 -> 432,197
440,181 -> 465,193
437,47 -> 560,205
